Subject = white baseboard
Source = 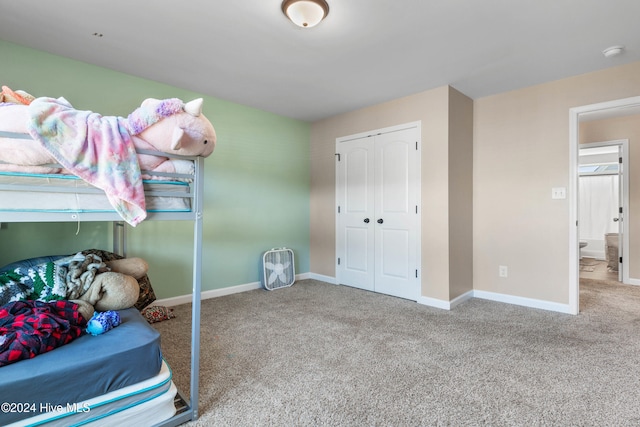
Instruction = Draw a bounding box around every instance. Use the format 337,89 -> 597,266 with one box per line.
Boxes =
417,296 -> 452,310
295,272 -> 311,281
417,290 -> 474,310
304,274 -> 571,314
154,272 -> 322,307
450,291 -> 474,309
154,281 -> 263,307
419,289 -> 571,313
473,290 -> 572,314
308,272 -> 338,284
154,273 -> 570,315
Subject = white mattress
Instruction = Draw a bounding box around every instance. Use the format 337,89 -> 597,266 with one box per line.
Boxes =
0,172 -> 191,213
7,360 -> 177,427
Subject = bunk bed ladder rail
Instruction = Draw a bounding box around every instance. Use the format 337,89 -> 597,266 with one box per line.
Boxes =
113,221 -> 126,257
152,155 -> 203,426
190,155 -> 204,421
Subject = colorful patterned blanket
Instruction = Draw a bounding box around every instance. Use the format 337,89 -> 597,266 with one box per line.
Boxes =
0,300 -> 86,367
26,97 -> 146,226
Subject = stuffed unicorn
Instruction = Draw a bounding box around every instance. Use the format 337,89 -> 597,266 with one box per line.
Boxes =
0,87 -> 216,175
126,97 -> 216,175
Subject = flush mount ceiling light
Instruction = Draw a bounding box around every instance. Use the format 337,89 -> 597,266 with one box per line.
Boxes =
282,0 -> 329,28
602,45 -> 624,58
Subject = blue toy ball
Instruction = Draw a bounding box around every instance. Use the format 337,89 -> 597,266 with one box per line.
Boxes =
86,310 -> 121,336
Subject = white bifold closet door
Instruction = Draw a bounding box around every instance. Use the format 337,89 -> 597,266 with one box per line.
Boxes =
336,125 -> 420,301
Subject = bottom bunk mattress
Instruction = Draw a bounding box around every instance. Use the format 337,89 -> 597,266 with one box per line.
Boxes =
7,360 -> 177,427
0,307 -> 163,425
0,171 -> 192,213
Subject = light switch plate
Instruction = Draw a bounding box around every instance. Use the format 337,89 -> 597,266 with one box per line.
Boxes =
552,187 -> 566,199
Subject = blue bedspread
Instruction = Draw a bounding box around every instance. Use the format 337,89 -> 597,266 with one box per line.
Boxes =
0,308 -> 162,425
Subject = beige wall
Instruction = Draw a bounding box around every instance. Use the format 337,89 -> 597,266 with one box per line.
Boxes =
473,61 -> 640,304
310,85 -> 473,301
312,60 -> 640,307
580,114 -> 640,279
448,88 -> 474,299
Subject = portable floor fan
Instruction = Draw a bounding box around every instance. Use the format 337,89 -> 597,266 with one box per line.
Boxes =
262,248 -> 295,290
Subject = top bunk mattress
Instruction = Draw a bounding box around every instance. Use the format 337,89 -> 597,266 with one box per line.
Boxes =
0,307 -> 163,425
0,171 -> 193,215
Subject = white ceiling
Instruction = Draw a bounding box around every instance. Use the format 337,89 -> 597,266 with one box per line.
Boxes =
0,0 -> 639,122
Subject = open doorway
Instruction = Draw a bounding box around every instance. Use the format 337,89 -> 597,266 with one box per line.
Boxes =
578,141 -> 627,285
569,96 -> 640,314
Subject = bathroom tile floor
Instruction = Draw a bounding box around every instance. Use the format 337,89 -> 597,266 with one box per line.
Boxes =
579,257 -> 619,283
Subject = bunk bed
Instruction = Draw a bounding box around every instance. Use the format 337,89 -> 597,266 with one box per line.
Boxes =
0,95 -> 208,427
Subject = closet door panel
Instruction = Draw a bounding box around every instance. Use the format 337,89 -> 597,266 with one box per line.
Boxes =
345,226 -> 370,271
337,125 -> 419,301
378,140 -> 410,214
345,147 -> 370,212
336,138 -> 375,291
374,128 -> 418,300
379,228 -> 410,279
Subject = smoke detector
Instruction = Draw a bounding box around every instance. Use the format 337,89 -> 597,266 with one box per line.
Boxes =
603,45 -> 624,58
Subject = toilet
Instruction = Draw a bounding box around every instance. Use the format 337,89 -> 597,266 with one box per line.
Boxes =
579,241 -> 588,259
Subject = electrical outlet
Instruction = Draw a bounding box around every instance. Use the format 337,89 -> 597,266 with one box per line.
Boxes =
499,265 -> 508,278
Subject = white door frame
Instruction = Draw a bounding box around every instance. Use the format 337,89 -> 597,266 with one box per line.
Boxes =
569,96 -> 640,314
578,139 -> 629,283
335,121 -> 422,298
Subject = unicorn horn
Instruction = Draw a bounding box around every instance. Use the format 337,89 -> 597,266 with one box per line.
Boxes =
184,98 -> 203,117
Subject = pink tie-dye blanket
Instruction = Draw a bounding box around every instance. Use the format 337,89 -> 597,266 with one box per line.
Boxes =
26,97 -> 146,226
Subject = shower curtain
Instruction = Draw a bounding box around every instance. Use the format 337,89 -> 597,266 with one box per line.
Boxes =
579,174 -> 619,258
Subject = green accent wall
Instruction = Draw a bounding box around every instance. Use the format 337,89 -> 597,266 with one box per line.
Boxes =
0,40 -> 310,299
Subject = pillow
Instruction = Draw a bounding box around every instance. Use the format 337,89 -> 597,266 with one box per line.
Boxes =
141,305 -> 176,324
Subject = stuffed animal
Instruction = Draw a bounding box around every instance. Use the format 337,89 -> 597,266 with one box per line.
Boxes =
73,257 -> 148,317
125,96 -> 216,178
0,87 -> 217,177
0,85 -> 34,105
86,310 -> 121,336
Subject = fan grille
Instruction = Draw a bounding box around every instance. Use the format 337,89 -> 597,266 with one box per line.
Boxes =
262,248 -> 295,290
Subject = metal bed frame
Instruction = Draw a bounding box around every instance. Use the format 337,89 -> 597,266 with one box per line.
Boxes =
0,145 -> 204,426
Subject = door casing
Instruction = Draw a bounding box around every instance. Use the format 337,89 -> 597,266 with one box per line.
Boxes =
569,96 -> 640,314
335,121 -> 422,300
578,140 -> 629,283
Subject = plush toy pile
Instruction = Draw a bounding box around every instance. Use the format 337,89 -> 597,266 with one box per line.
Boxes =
0,252 -> 148,321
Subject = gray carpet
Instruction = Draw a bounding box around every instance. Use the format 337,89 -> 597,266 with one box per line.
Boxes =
152,279 -> 640,426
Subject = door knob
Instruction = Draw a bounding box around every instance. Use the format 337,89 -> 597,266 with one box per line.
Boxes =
613,218 -> 620,222
364,218 -> 370,223
377,218 -> 384,224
